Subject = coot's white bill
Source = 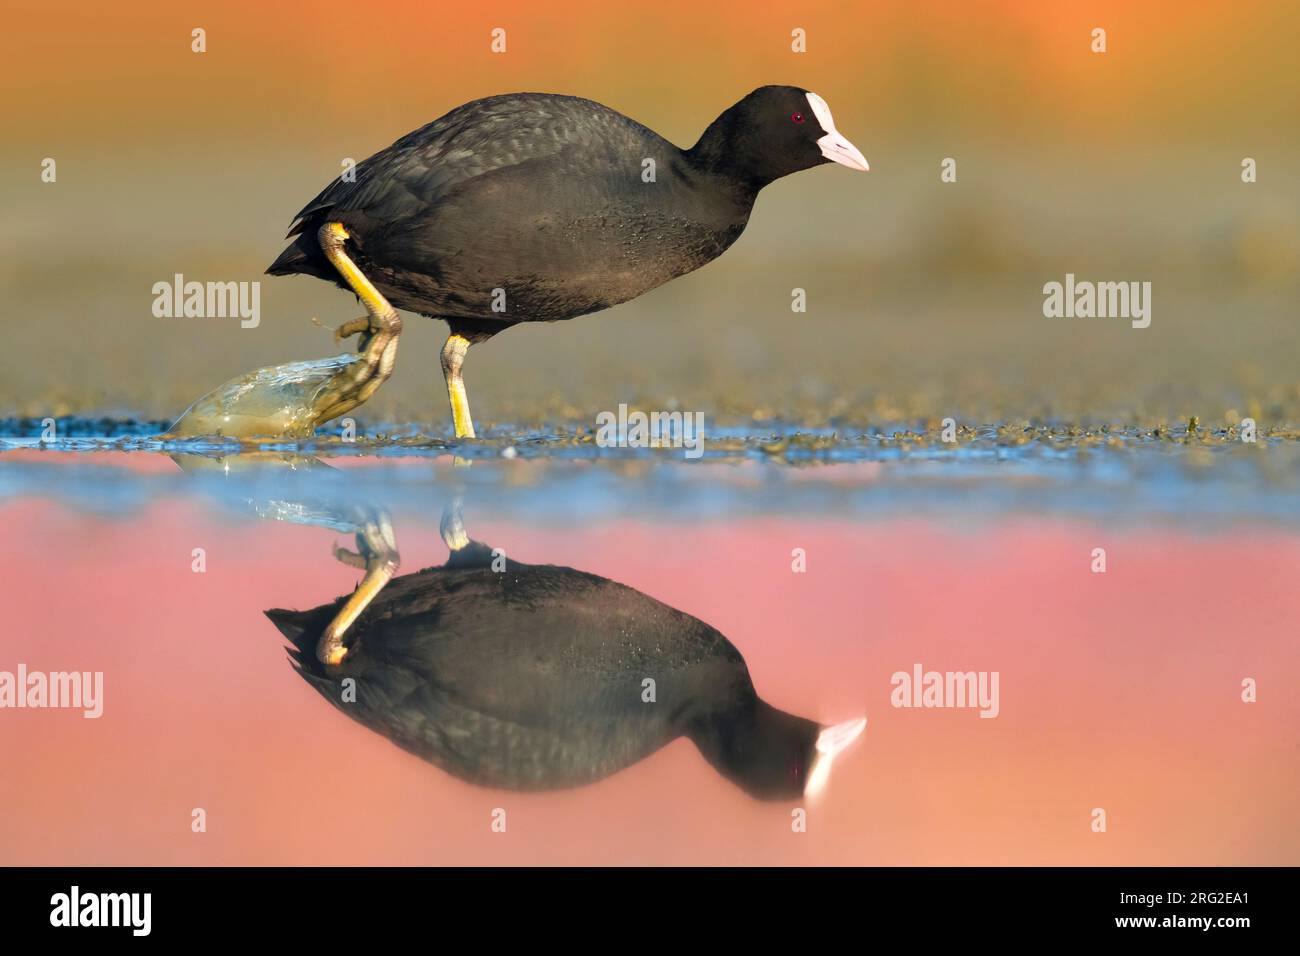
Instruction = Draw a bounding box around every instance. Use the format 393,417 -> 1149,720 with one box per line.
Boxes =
807,92 -> 870,171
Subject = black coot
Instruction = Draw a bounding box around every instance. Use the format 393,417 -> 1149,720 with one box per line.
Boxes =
266,540 -> 865,800
266,86 -> 868,437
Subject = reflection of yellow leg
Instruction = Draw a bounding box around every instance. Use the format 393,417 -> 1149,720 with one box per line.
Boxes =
317,511 -> 399,667
439,499 -> 469,551
441,334 -> 476,439
317,568 -> 394,666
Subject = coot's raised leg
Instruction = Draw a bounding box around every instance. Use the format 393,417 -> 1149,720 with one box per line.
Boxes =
441,333 -> 475,439
307,222 -> 404,426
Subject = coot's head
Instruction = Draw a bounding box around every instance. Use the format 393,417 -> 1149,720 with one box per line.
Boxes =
691,702 -> 868,801
689,85 -> 869,188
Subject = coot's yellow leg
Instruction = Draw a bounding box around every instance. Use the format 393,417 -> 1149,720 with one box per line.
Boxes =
441,334 -> 476,439
309,223 -> 404,425
318,223 -> 399,329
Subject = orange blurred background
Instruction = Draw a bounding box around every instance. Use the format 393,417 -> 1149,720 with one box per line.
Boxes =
2,0 -> 1297,424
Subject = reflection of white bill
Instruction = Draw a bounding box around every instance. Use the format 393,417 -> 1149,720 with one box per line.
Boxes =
806,716 -> 868,798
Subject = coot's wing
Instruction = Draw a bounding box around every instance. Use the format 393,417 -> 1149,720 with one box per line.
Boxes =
285,93 -> 660,238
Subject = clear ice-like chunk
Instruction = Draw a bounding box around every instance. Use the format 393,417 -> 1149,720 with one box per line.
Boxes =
165,353 -> 362,439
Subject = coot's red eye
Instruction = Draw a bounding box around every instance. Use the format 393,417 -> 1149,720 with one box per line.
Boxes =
791,112 -> 806,124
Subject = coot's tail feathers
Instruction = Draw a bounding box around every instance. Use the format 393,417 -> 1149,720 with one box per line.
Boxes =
265,608 -> 353,706
265,606 -> 333,677
265,243 -> 303,276
265,232 -> 332,279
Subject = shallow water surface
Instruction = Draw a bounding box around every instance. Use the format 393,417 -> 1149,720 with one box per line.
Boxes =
1,433 -> 1297,865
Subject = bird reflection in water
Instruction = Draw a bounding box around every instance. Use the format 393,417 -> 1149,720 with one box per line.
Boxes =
262,495 -> 865,801
171,453 -> 865,801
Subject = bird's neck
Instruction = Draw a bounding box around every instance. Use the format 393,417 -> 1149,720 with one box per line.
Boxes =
684,116 -> 770,196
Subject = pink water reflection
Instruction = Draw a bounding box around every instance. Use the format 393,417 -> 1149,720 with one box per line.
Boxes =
1,498 -> 1296,865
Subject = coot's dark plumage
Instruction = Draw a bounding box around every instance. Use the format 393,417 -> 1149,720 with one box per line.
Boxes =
266,541 -> 865,800
266,86 -> 867,437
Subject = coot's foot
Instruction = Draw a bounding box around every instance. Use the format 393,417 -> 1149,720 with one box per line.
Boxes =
332,315 -> 374,351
